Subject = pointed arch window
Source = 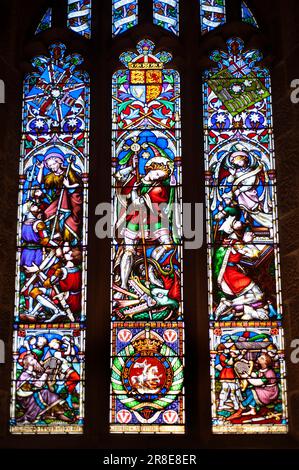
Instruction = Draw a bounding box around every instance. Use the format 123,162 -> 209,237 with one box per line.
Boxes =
10,43 -> 90,434
110,39 -> 185,434
6,0 -> 291,439
153,0 -> 179,35
203,38 -> 288,433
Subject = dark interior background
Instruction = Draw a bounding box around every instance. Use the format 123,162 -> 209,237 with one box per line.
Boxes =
0,0 -> 299,450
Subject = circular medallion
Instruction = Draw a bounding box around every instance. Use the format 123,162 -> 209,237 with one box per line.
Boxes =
163,410 -> 178,424
131,143 -> 141,153
118,329 -> 133,343
122,354 -> 173,400
117,409 -> 132,424
51,88 -> 61,99
230,83 -> 244,95
163,329 -> 178,344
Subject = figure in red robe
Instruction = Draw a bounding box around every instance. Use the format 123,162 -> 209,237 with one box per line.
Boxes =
37,151 -> 83,245
114,155 -> 177,295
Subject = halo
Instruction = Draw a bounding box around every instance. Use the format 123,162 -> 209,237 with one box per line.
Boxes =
44,151 -> 65,168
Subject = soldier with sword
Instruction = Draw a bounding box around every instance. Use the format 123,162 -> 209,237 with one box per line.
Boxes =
21,245 -> 76,323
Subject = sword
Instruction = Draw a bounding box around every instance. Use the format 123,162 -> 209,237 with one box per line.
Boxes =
50,285 -> 75,322
21,250 -> 57,294
33,270 -> 75,323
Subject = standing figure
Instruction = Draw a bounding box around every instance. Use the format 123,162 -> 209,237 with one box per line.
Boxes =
43,246 -> 82,322
212,143 -> 273,232
114,154 -> 177,294
21,202 -> 49,269
43,336 -> 80,409
37,150 -> 83,245
217,344 -> 244,413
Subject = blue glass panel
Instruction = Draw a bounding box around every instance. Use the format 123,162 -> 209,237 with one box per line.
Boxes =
35,8 -> 52,35
10,42 -> 90,435
153,0 -> 179,35
67,0 -> 92,39
112,0 -> 138,36
203,38 -> 288,434
241,1 -> 259,28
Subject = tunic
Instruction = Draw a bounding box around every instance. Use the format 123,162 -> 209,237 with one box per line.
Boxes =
43,168 -> 83,241
252,368 -> 279,406
222,249 -> 252,296
219,353 -> 236,380
16,370 -> 62,422
120,175 -> 171,234
21,219 -> 43,267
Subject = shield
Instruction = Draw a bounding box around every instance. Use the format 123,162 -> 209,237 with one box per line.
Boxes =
129,68 -> 163,103
234,359 -> 254,391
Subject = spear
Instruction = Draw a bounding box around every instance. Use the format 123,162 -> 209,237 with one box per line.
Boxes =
25,161 -> 37,202
130,138 -> 149,286
49,156 -> 74,242
48,284 -> 75,322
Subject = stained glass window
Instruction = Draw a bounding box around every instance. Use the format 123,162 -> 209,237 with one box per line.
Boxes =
241,1 -> 259,28
203,37 -> 288,433
153,0 -> 179,35
112,0 -> 138,37
67,0 -> 92,39
110,39 -> 184,434
10,43 -> 90,434
200,0 -> 226,35
35,8 -> 52,35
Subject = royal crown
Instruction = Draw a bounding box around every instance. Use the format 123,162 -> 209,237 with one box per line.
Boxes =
132,338 -> 161,355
